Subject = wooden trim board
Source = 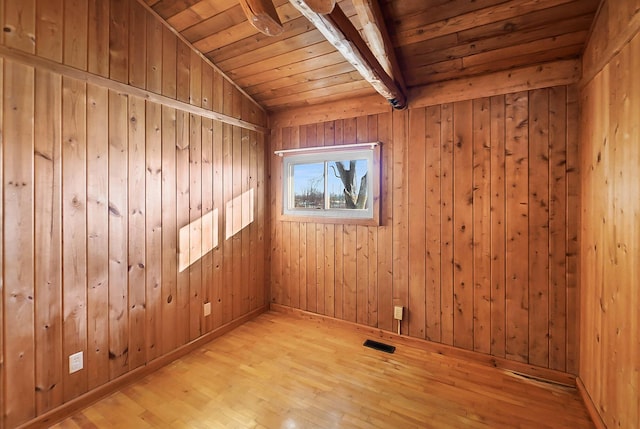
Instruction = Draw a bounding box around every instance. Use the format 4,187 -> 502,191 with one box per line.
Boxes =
16,306 -> 268,429
270,59 -> 581,127
270,303 -> 578,387
411,59 -> 581,109
576,377 -> 607,429
0,45 -> 268,134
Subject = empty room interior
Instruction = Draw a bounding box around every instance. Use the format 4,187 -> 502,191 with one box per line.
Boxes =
0,0 -> 638,428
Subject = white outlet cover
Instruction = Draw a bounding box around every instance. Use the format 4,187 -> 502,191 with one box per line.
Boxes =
203,302 -> 212,316
69,351 -> 83,374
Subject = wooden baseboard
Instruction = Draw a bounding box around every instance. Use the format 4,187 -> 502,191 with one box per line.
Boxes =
270,303 -> 577,387
576,377 -> 607,429
18,306 -> 268,429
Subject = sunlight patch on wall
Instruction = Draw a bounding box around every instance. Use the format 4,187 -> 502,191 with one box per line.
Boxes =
178,208 -> 219,272
225,188 -> 254,240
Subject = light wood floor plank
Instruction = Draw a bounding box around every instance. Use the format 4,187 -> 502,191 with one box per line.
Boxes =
53,312 -> 594,429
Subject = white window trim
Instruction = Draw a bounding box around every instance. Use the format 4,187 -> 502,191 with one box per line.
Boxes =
277,143 -> 380,224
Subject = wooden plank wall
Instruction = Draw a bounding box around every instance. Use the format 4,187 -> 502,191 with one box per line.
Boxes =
270,86 -> 580,373
0,0 -> 268,427
579,0 -> 640,427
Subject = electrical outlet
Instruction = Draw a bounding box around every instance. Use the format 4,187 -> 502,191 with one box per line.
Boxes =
69,351 -> 83,374
203,302 -> 212,316
393,306 -> 404,320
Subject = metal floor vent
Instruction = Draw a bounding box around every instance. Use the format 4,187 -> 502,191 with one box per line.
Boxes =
363,339 -> 396,354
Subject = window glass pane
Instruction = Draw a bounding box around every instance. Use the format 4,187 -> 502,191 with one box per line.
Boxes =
328,159 -> 368,209
292,163 -> 325,209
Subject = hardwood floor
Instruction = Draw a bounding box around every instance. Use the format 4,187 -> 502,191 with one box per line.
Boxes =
52,312 -> 594,429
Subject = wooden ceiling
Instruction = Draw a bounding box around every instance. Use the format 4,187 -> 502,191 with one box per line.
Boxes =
144,0 -> 600,112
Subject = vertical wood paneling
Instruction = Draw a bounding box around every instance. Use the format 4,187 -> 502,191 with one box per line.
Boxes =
256,129 -> 266,309
108,90 -> 129,379
212,71 -> 224,329
580,18 -> 640,427
161,26 -> 176,98
528,88 -> 550,368
408,108 -> 426,338
35,0 -> 63,405
62,77 -> 88,401
453,100 -> 474,351
356,223 -> 368,324
324,223 -> 335,317
109,0 -> 129,83
290,205 -> 300,309
201,119 -> 214,331
36,0 -> 63,61
490,95 -> 506,358
176,110 -> 190,344
188,56 -> 204,331
271,127 -> 284,306
86,84 -> 109,389
5,0 -> 35,53
282,220 -> 292,307
440,103 -> 455,345
189,112 -> 203,340
473,98 -> 491,355
161,105 -> 178,354
128,95 -> 147,370
425,106 -> 441,342
145,101 -> 162,360
548,86 -> 568,372
270,86 -> 578,373
377,113 -> 393,332
231,103 -> 243,318
34,68 -> 63,414
33,24 -> 63,413
222,87 -> 234,322
3,60 -> 35,428
505,91 -> 529,363
565,84 -> 579,375
63,0 -> 88,70
392,110 -> 408,334
243,105 -> 253,311
342,223 -> 357,323
250,130 -> 259,310
0,2 -> 270,426
88,0 -> 110,77
128,0 -> 146,89
145,12 -> 162,94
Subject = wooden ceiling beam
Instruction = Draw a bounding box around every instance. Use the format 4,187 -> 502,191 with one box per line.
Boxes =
239,0 -> 284,36
305,0 -> 336,14
352,0 -> 406,92
289,0 -> 406,109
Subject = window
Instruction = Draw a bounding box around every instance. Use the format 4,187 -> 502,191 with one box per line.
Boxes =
275,143 -> 380,224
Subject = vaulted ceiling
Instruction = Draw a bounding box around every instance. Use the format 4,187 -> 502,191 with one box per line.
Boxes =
143,0 -> 600,112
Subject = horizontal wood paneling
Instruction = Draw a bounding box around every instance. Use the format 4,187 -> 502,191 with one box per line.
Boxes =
270,86 -> 579,373
579,1 -> 640,427
0,1 -> 268,427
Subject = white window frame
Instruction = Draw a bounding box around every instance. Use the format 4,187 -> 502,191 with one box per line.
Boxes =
275,143 -> 380,225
